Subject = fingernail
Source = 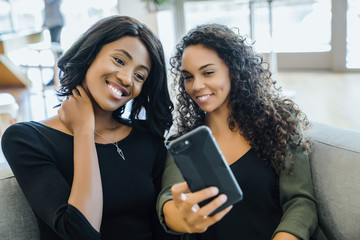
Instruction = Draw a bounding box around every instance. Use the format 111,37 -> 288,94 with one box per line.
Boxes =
180,193 -> 186,201
211,187 -> 219,195
219,194 -> 227,202
191,205 -> 198,212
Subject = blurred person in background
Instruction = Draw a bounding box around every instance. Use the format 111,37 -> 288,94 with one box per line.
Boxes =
44,0 -> 64,44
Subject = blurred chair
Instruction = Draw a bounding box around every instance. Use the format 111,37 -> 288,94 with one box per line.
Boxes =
0,93 -> 18,137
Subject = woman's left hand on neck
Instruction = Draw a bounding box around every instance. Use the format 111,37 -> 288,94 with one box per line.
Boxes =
58,85 -> 95,135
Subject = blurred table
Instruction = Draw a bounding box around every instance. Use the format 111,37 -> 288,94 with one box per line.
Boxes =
0,29 -> 43,88
0,29 -> 43,122
0,86 -> 31,122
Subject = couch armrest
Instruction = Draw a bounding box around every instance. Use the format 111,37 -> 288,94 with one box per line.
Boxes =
0,163 -> 40,239
307,122 -> 360,240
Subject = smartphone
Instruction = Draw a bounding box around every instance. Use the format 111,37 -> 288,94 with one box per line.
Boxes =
168,126 -> 243,215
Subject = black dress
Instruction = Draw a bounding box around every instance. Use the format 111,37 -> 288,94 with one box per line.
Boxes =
193,149 -> 283,240
1,121 -> 178,240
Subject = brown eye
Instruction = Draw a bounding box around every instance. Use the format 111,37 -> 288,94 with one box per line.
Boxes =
134,73 -> 145,81
182,75 -> 193,81
203,71 -> 214,76
114,57 -> 125,66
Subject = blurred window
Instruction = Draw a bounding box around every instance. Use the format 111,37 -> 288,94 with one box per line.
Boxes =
60,0 -> 118,51
263,0 -> 331,53
0,0 -> 12,33
346,0 -> 360,69
0,0 -> 43,34
183,0 -> 331,53
184,1 -> 251,37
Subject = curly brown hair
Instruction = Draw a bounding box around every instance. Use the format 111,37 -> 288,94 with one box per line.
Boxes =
170,24 -> 311,173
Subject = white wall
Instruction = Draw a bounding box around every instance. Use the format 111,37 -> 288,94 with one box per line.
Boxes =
117,0 -> 176,66
117,0 -> 148,20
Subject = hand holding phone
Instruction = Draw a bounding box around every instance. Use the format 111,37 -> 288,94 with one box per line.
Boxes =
168,126 -> 243,216
166,181 -> 232,233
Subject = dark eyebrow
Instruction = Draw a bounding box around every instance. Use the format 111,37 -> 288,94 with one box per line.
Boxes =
199,64 -> 214,70
114,49 -> 150,73
181,64 -> 214,74
115,49 -> 132,59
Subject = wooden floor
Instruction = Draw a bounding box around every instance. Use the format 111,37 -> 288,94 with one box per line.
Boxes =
277,71 -> 360,132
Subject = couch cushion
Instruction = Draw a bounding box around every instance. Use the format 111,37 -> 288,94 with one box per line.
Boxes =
308,122 -> 360,240
0,163 -> 39,240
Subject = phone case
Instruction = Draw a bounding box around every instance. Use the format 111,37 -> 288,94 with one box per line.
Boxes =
168,126 -> 243,215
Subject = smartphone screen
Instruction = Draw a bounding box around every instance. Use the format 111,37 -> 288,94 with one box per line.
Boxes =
168,126 -> 243,215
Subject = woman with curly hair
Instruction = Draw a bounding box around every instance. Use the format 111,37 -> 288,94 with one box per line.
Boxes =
156,24 -> 327,240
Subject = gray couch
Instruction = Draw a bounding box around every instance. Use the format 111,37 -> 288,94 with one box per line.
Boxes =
0,122 -> 359,240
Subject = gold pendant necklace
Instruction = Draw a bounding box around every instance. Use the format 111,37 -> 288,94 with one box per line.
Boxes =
94,119 -> 125,160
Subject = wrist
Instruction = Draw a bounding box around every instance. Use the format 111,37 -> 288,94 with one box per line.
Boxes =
163,201 -> 189,233
72,124 -> 94,136
273,232 -> 300,240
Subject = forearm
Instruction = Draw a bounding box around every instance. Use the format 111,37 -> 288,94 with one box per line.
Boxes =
273,232 -> 300,240
68,130 -> 103,232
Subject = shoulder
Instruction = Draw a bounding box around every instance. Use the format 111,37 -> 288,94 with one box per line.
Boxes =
1,122 -> 49,165
2,121 -> 42,139
131,119 -> 148,130
280,147 -> 312,188
1,121 -> 49,148
286,146 -> 309,168
129,120 -> 167,152
1,121 -> 67,151
132,119 -> 164,141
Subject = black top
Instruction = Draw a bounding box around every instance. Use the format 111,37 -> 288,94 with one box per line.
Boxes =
194,149 -> 282,240
1,121 -> 178,240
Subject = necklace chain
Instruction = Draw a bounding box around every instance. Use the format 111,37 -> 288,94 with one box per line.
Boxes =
94,119 -> 125,160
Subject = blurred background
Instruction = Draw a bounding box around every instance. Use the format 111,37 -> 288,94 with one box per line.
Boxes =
0,0 -> 359,136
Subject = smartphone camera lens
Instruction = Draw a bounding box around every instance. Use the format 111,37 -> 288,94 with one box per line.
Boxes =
170,140 -> 191,154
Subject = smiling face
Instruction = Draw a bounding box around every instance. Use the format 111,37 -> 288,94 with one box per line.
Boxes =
181,44 -> 231,114
84,36 -> 151,113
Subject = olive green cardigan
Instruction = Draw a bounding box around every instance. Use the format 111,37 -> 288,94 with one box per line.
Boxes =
156,148 -> 327,240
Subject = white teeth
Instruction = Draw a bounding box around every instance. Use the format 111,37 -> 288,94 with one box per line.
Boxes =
108,84 -> 123,97
198,95 -> 210,101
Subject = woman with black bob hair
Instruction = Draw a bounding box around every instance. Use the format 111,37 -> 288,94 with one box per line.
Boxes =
2,16 -> 177,240
58,15 -> 172,136
157,24 -> 327,239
